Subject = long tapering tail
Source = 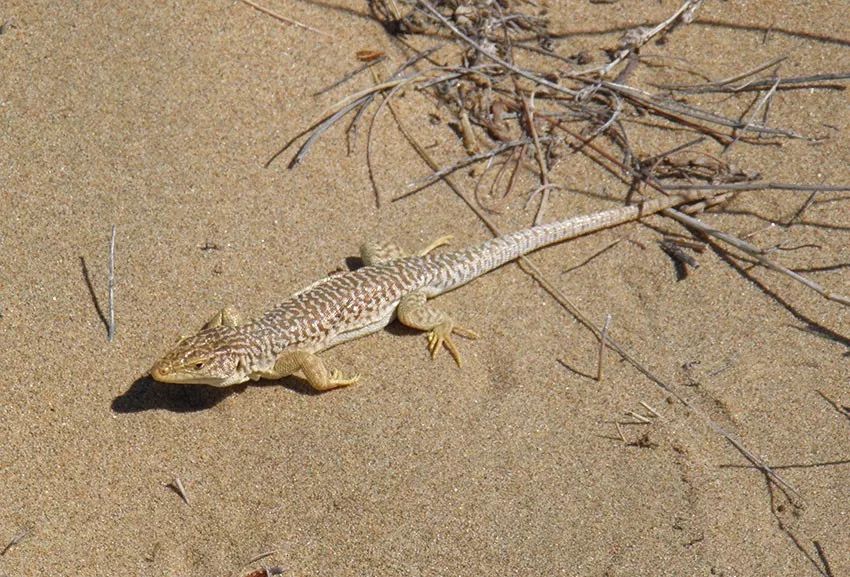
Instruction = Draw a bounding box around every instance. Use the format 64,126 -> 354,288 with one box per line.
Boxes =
426,193 -> 711,294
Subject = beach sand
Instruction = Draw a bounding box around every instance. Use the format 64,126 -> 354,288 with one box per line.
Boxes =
1,1 -> 848,575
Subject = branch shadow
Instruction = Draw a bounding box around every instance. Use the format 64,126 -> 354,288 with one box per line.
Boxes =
719,465 -> 833,576
693,18 -> 850,48
293,0 -> 372,23
80,256 -> 109,336
722,208 -> 850,233
543,18 -> 850,48
556,358 -> 596,381
816,390 -> 850,424
720,459 -> 850,470
704,238 -> 850,349
763,477 -> 831,577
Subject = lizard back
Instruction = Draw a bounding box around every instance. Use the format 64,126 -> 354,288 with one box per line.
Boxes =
251,257 -> 435,354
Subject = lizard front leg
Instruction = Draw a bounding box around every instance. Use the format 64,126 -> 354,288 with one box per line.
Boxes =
202,306 -> 242,329
396,290 -> 478,367
258,350 -> 360,391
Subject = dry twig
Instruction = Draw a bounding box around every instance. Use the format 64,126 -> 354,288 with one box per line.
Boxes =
237,0 -> 327,35
169,477 -> 190,505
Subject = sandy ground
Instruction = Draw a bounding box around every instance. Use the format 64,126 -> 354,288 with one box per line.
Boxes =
1,1 -> 849,576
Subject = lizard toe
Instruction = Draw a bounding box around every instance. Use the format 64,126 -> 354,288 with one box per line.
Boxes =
329,369 -> 361,387
426,321 -> 468,366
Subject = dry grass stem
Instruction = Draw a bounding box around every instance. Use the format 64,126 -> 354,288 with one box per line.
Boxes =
615,422 -> 627,442
520,91 -> 553,225
783,191 -> 820,226
626,410 -> 652,424
726,77 -> 781,150
562,239 -> 623,275
313,57 -> 387,97
247,551 -> 276,565
639,401 -> 661,418
601,81 -> 803,139
171,477 -> 190,505
659,71 -> 850,94
398,136 -> 555,199
237,0 -> 327,35
664,182 -> 850,194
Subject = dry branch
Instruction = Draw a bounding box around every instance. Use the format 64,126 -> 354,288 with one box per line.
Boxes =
272,0 -> 850,505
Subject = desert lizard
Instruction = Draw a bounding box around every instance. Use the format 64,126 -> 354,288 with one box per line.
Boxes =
150,192 -> 715,390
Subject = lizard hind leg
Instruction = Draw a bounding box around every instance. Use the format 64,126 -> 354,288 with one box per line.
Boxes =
360,240 -> 408,266
262,350 -> 360,391
360,235 -> 452,266
396,290 -> 478,367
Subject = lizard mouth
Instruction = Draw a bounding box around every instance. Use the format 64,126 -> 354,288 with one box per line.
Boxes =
148,364 -> 231,386
148,363 -> 193,384
148,364 -> 172,382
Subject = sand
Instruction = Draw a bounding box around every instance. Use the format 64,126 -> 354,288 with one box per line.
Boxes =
1,1 -> 848,575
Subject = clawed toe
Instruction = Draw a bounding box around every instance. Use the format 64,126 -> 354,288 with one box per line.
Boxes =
329,369 -> 361,387
419,235 -> 454,256
426,322 -> 478,367
453,326 -> 479,340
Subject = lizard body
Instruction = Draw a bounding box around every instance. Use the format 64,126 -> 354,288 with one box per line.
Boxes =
150,193 -> 713,389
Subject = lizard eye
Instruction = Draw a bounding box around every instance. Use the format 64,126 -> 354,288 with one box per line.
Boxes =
193,361 -> 206,370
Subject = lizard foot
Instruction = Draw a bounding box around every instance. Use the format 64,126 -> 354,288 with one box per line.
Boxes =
426,321 -> 479,367
329,370 -> 361,387
419,235 -> 453,256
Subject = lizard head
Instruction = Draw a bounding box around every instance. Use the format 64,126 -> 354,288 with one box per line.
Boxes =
149,326 -> 251,387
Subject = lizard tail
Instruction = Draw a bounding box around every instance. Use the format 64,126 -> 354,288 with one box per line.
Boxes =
425,193 -> 710,295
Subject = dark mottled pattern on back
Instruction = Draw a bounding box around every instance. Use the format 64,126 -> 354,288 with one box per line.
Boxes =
251,257 -> 435,354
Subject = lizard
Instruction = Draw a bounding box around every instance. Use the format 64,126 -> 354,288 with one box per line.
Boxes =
149,192 -> 717,390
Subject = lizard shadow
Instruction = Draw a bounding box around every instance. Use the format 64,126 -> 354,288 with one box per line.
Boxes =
112,374 -> 330,413
251,375 -> 329,396
111,377 -> 248,413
